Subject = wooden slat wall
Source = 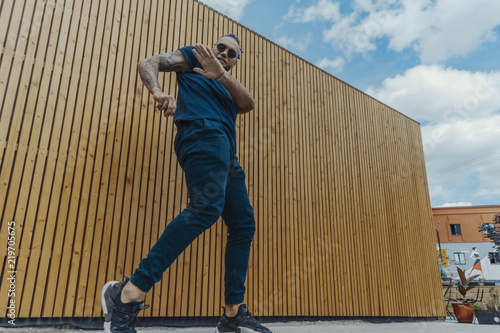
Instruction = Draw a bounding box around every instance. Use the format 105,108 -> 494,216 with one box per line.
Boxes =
0,0 -> 445,319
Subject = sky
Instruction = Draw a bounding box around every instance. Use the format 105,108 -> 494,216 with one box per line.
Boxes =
199,0 -> 500,209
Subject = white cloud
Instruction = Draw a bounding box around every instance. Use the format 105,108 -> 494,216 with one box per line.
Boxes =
291,0 -> 500,62
366,65 -> 500,123
276,35 -> 311,52
199,0 -> 254,21
367,64 -> 500,206
316,57 -> 346,73
475,159 -> 500,200
422,116 -> 500,205
422,119 -> 500,161
438,202 -> 473,208
421,117 -> 500,173
415,0 -> 500,63
322,6 -> 386,55
429,185 -> 453,204
285,0 -> 341,23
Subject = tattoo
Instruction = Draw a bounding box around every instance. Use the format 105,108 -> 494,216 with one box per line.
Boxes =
138,60 -> 162,90
138,50 -> 187,91
156,52 -> 186,72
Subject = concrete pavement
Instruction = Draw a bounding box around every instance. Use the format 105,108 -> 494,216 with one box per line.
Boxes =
2,319 -> 499,332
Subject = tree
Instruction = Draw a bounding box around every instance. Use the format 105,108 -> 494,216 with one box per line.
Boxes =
478,214 -> 500,251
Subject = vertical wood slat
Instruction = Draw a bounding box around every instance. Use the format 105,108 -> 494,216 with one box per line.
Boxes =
0,0 -> 445,320
0,0 -> 49,316
21,0 -> 75,317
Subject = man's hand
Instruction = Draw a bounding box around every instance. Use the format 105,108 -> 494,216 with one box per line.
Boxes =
192,43 -> 225,80
191,42 -> 255,113
152,88 -> 176,117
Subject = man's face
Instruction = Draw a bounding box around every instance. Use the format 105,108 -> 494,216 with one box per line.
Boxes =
212,36 -> 240,71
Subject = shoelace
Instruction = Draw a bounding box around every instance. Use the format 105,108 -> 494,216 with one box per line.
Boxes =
115,303 -> 149,330
242,305 -> 261,326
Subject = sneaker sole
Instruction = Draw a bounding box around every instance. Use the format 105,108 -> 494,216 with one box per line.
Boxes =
215,327 -> 264,333
238,329 -> 263,333
101,281 -> 119,333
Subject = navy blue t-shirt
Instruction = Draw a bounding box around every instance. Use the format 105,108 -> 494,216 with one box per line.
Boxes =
175,46 -> 238,147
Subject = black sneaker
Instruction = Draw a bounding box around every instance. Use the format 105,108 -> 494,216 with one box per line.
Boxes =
215,304 -> 272,333
101,277 -> 148,333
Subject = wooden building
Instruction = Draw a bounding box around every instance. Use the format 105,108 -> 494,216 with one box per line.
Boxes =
0,0 -> 444,324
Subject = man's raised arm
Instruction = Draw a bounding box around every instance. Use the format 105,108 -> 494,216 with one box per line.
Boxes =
137,50 -> 189,117
191,43 -> 255,114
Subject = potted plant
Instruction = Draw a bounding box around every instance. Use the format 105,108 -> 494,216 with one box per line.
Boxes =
472,287 -> 500,325
452,267 -> 480,323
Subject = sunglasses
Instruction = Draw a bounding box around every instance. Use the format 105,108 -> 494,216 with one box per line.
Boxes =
216,43 -> 239,59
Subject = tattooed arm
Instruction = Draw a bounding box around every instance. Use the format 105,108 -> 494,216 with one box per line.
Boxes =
137,50 -> 189,117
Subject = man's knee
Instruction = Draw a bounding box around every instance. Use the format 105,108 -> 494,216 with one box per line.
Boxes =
228,216 -> 256,240
245,220 -> 256,239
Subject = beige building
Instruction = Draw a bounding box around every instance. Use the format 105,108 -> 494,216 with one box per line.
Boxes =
433,205 -> 500,281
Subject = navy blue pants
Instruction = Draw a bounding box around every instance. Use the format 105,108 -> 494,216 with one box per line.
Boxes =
130,119 -> 255,305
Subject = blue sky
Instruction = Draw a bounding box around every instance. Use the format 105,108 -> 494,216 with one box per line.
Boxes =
200,0 -> 500,208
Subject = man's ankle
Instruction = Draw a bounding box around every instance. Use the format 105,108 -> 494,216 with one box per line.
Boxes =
120,281 -> 146,303
225,303 -> 243,317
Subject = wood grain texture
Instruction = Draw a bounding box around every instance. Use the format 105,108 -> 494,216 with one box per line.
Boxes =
0,0 -> 444,319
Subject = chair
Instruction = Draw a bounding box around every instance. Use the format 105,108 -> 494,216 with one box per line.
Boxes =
442,277 -> 456,319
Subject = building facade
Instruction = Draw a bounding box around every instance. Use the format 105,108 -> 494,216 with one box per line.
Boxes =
433,205 -> 500,282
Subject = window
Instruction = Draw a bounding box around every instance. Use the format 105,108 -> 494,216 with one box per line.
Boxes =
450,224 -> 461,236
454,252 -> 466,265
489,252 -> 500,265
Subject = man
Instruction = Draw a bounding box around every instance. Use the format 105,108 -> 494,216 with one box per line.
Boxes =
101,34 -> 272,333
